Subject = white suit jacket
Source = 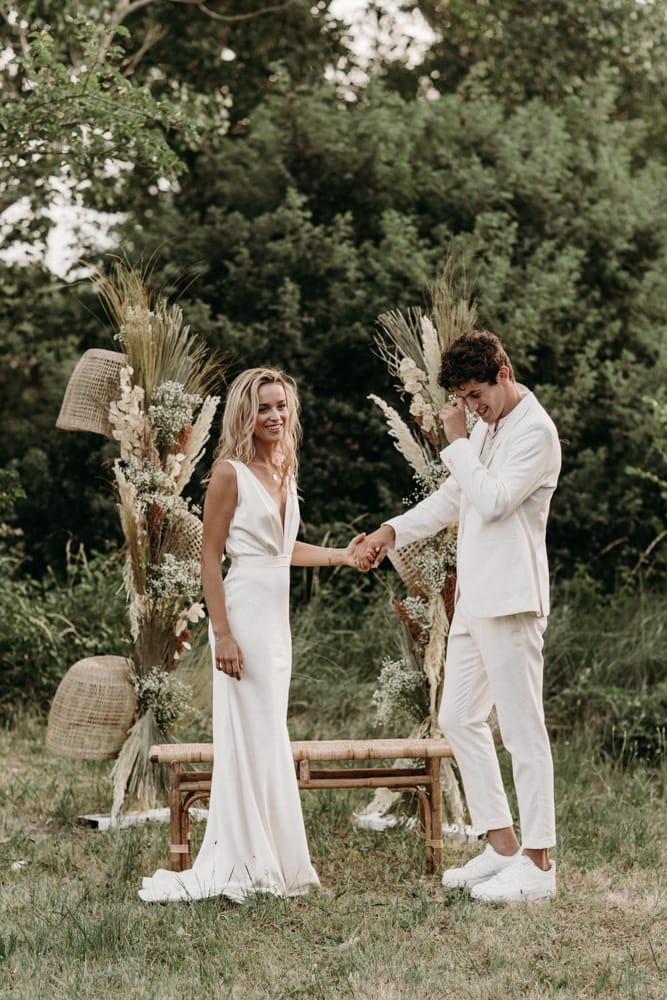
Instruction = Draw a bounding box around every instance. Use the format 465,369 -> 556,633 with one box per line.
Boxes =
385,391 -> 561,618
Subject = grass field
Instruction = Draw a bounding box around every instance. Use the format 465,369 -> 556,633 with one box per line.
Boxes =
1,712 -> 665,1000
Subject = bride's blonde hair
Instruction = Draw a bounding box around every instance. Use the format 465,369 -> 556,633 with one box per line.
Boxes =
212,367 -> 302,482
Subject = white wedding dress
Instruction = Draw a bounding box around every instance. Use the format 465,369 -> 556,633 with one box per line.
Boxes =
139,460 -> 320,903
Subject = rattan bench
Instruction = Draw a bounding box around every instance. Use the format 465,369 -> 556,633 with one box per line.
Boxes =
149,738 -> 454,875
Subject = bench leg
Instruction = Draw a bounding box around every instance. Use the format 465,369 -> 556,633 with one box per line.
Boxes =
426,758 -> 444,873
169,763 -> 187,872
412,786 -> 434,874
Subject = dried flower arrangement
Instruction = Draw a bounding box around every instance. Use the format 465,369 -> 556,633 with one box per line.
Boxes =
358,262 -> 477,833
94,261 -> 221,819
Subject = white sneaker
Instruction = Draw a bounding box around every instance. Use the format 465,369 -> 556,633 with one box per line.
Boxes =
470,856 -> 556,902
441,844 -> 521,889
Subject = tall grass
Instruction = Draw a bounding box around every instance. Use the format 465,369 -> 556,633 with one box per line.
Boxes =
0,548 -> 129,719
544,578 -> 667,761
3,544 -> 665,757
289,578 -> 400,739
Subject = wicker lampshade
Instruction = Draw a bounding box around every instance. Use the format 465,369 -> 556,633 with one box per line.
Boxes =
56,349 -> 127,438
46,655 -> 137,760
167,512 -> 203,564
388,539 -> 457,620
387,538 -> 434,600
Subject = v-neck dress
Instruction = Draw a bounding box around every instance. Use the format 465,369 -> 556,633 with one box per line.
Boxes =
139,460 -> 320,903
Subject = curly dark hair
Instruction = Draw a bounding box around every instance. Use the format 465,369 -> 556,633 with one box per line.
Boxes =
439,331 -> 514,389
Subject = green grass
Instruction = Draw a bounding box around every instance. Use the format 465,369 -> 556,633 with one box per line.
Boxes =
1,717 -> 666,999
1,581 -> 666,997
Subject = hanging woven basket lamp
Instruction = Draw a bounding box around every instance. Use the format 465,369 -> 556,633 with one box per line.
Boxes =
46,655 -> 137,760
56,349 -> 127,438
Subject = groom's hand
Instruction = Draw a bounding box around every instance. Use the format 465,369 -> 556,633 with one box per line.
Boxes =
438,397 -> 467,443
355,525 -> 395,570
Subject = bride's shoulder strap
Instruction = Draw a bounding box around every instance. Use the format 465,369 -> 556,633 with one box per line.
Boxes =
210,458 -> 243,497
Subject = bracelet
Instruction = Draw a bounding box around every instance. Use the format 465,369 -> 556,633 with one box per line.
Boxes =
328,547 -> 333,566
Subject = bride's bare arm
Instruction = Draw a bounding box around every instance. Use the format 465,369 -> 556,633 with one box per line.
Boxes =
201,461 -> 244,680
290,533 -> 366,569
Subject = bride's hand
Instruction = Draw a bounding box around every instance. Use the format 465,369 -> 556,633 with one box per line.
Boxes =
344,532 -> 367,569
214,632 -> 244,680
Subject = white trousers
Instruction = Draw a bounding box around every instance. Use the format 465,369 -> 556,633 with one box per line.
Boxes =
438,600 -> 556,849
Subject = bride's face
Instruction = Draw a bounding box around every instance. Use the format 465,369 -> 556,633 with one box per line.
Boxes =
253,382 -> 288,443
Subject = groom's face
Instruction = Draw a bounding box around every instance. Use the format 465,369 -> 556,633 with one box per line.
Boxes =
452,365 -> 515,425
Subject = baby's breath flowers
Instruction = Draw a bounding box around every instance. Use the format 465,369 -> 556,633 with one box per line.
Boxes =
372,657 -> 428,729
123,457 -> 176,501
412,459 -> 449,500
401,596 -> 431,633
148,381 -> 203,452
145,553 -> 200,604
413,539 -> 457,595
133,666 -> 193,734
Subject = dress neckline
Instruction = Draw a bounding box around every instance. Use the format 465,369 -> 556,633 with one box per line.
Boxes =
237,461 -> 288,532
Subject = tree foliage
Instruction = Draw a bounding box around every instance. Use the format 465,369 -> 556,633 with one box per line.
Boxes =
0,262 -> 120,570
111,71 -> 667,583
407,0 -> 667,120
0,7 -> 191,245
1,1 -> 667,587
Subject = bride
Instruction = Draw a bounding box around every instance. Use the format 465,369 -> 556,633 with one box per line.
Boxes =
139,367 -> 364,903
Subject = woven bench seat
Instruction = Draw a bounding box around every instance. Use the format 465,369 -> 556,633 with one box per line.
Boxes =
149,737 -> 454,875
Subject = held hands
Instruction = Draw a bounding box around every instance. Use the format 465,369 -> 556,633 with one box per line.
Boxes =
214,632 -> 244,681
354,525 -> 395,571
343,532 -> 368,568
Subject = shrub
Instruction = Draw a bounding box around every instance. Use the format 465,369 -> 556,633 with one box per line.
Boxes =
545,577 -> 667,761
0,548 -> 131,718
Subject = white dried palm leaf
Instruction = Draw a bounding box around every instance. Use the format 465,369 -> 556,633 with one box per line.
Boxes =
114,462 -> 147,598
376,307 -> 427,375
441,757 -> 466,829
110,710 -> 166,821
423,593 -> 447,724
175,624 -> 213,719
128,593 -> 150,644
420,315 -> 448,411
368,394 -> 432,476
173,394 -> 220,495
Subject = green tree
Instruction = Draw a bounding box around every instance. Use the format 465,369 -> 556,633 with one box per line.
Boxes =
406,0 -> 667,118
0,262 -> 120,571
109,0 -> 350,127
112,72 -> 667,583
0,8 -> 191,239
0,2 -> 355,570
0,8 -> 195,570
3,5 -> 667,587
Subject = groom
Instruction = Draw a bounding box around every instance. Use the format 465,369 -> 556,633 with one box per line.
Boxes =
357,330 -> 561,902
